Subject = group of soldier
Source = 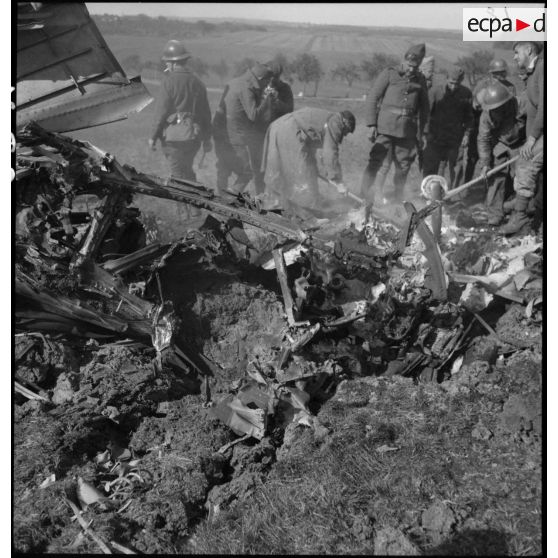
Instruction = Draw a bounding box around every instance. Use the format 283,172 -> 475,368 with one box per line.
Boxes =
149,39 -> 544,236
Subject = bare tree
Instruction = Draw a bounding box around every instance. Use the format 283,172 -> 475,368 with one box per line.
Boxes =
360,53 -> 399,83
292,53 -> 323,96
331,61 -> 360,95
456,50 -> 494,87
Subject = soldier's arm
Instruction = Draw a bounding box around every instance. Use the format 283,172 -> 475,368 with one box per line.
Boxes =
322,115 -> 344,182
150,79 -> 173,141
477,111 -> 493,168
531,61 -> 544,140
195,80 -> 212,141
462,89 -> 474,135
239,86 -> 272,122
424,86 -> 438,135
364,69 -> 390,127
418,77 -> 430,137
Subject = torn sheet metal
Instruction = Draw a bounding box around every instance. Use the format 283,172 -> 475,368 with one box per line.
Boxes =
210,394 -> 267,440
16,3 -> 152,132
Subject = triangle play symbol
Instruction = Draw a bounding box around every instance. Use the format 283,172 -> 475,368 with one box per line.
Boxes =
516,19 -> 530,31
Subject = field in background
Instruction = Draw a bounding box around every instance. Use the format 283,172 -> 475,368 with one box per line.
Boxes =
102,25 -> 516,96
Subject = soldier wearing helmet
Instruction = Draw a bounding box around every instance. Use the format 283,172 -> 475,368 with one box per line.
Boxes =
477,81 -> 525,226
148,40 -> 212,183
500,41 -> 544,235
454,58 -> 516,192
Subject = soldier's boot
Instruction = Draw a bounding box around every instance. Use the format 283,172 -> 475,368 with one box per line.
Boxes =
503,197 -> 516,214
500,195 -> 531,236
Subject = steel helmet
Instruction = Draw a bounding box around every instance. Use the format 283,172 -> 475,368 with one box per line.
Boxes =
488,58 -> 508,74
162,40 -> 190,62
479,81 -> 513,110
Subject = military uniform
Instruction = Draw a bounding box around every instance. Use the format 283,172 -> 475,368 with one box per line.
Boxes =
150,68 -> 211,181
501,51 -> 544,234
453,76 -> 516,189
477,97 -> 525,224
262,107 -> 351,210
361,49 -> 429,202
423,79 -> 474,187
222,66 -> 273,195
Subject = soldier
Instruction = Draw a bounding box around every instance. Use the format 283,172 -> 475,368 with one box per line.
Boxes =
260,61 -> 295,126
360,43 -> 429,205
261,107 -> 355,212
501,41 -> 544,235
420,56 -> 435,90
148,40 -> 212,181
454,58 -> 516,190
423,66 -> 474,190
221,63 -> 274,195
477,82 -> 525,226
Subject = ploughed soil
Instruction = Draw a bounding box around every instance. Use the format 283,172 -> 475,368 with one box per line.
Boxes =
13,267 -> 542,554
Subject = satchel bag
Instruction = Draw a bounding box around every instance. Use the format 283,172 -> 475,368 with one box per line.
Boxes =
164,112 -> 201,142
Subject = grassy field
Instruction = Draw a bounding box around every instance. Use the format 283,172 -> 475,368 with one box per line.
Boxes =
102,29 -> 516,94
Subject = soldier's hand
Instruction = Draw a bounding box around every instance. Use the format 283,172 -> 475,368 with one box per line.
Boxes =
367,126 -> 378,143
148,138 -> 156,151
203,139 -> 213,153
461,135 -> 469,148
520,136 -> 536,160
480,165 -> 490,182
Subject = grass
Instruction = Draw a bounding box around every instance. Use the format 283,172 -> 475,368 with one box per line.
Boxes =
191,368 -> 541,555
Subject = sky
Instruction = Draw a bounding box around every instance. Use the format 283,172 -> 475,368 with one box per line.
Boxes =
86,2 -> 544,31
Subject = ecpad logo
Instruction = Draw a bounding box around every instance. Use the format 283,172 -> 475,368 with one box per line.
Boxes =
463,8 -> 546,42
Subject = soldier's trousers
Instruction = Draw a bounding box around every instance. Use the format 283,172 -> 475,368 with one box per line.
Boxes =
360,134 -> 416,203
486,142 -> 514,222
514,136 -> 544,199
163,140 -> 201,182
453,113 -> 480,188
218,132 -> 266,195
423,141 -> 460,187
214,136 -> 249,194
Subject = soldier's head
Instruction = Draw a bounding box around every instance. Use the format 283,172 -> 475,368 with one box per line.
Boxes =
340,110 -> 356,135
513,41 -> 542,70
478,81 -> 514,119
265,61 -> 283,79
446,66 -> 464,92
404,43 -> 426,75
161,40 -> 191,71
488,58 -> 508,81
251,63 -> 273,86
419,56 -> 435,80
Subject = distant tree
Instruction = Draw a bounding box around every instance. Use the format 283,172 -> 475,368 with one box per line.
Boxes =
360,53 -> 399,83
189,57 -> 209,78
456,50 -> 494,87
331,61 -> 360,94
233,57 -> 256,78
211,58 -> 230,85
292,53 -> 323,96
195,20 -> 216,35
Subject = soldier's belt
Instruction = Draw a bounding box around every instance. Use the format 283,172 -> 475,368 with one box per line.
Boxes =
385,107 -> 416,117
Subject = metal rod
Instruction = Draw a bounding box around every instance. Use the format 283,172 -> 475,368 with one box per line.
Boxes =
445,155 -> 520,200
